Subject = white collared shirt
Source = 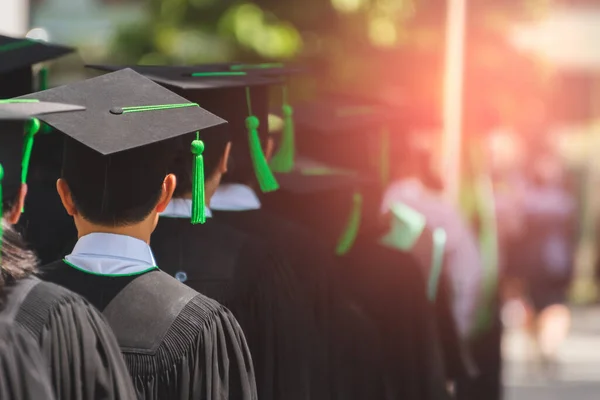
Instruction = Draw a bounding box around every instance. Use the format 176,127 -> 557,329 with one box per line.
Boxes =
64,233 -> 157,276
160,198 -> 213,219
210,183 -> 261,211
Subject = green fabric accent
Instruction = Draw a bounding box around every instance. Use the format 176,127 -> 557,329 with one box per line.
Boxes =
0,40 -> 36,53
470,174 -> 499,336
190,133 -> 206,224
245,87 -> 279,192
62,259 -> 158,277
380,202 -> 426,251
428,228 -> 447,302
0,99 -> 39,104
21,118 -> 41,184
190,72 -> 246,77
38,67 -> 48,91
120,103 -> 199,113
300,166 -> 356,176
269,86 -> 295,173
379,128 -> 390,188
335,192 -> 362,256
230,63 -> 285,70
461,146 -> 499,337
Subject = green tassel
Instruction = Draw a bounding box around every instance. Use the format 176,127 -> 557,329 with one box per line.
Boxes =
335,192 -> 363,256
247,116 -> 279,192
244,87 -> 278,192
39,67 -> 48,90
269,87 -> 295,173
427,228 -> 447,302
21,118 -> 41,184
190,134 -> 206,224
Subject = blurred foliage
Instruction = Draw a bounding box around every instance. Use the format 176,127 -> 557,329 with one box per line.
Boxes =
107,0 -> 556,135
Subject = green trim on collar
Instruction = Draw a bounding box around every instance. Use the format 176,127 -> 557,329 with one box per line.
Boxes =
62,259 -> 158,277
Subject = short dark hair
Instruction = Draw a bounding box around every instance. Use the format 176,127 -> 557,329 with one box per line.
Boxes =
171,127 -> 231,198
61,136 -> 173,227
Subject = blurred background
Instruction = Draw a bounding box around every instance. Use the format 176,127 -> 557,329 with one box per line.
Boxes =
4,0 -> 600,398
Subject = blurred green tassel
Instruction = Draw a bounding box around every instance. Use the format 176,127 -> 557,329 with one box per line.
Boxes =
21,118 -> 41,184
336,192 -> 363,255
270,86 -> 295,173
245,87 -> 279,192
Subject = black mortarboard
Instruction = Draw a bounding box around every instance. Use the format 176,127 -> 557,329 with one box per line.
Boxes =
17,68 -> 226,224
261,156 -> 372,256
195,63 -> 304,174
86,65 -> 283,193
0,35 -> 74,98
293,96 -> 399,187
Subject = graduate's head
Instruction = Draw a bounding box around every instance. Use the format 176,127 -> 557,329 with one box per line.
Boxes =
17,69 -> 226,236
84,65 -> 281,193
58,137 -> 176,229
0,100 -> 86,229
170,127 -> 232,201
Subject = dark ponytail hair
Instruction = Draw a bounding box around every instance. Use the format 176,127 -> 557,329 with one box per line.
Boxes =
0,220 -> 38,307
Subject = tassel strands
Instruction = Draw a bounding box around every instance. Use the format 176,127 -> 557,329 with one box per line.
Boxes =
21,118 -> 41,184
269,86 -> 295,173
245,87 -> 279,192
190,133 -> 206,224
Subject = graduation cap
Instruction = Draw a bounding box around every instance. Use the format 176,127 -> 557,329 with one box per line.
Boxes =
261,155 -> 368,255
293,96 -> 399,187
0,35 -> 74,98
86,64 -> 283,193
0,99 -> 85,244
191,62 -> 303,174
17,68 -> 226,224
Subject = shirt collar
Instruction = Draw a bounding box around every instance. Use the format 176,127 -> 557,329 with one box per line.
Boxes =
160,198 -> 213,219
210,183 -> 261,211
65,233 -> 157,276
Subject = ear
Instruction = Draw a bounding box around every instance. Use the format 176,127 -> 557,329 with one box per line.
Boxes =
56,178 -> 78,217
219,142 -> 232,174
264,137 -> 275,161
6,184 -> 28,225
156,174 -> 176,213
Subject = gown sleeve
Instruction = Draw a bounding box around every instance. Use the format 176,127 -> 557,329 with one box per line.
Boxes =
37,292 -> 137,400
0,323 -> 56,400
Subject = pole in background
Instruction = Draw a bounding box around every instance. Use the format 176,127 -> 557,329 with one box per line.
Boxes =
442,0 -> 467,204
0,0 -> 30,37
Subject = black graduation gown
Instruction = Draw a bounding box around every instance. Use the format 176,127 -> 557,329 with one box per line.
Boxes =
151,217 -> 318,400
0,322 -> 55,400
3,276 -> 135,400
41,263 -> 257,400
211,209 -> 387,400
338,233 -> 450,400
